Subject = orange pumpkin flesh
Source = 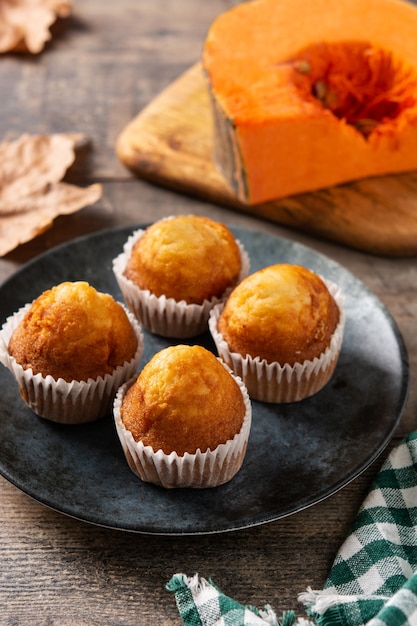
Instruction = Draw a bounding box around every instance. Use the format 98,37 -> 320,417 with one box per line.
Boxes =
202,0 -> 417,205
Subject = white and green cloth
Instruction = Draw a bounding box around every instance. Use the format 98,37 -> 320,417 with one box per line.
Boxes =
167,431 -> 417,626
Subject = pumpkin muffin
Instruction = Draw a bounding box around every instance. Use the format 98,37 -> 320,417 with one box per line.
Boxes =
209,264 -> 345,402
112,215 -> 249,338
113,344 -> 252,488
0,281 -> 144,423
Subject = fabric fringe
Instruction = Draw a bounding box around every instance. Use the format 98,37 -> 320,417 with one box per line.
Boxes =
298,588 -> 346,626
167,572 -> 216,595
298,588 -> 343,614
167,573 -> 308,626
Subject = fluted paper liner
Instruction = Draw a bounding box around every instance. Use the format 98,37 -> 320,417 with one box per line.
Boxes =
209,279 -> 346,403
112,219 -> 250,338
113,363 -> 252,488
0,303 -> 144,424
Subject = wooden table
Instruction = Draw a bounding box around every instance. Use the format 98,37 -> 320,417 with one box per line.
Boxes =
0,2 -> 416,624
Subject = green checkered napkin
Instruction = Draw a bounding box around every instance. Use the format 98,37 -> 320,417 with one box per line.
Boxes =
167,431 -> 417,626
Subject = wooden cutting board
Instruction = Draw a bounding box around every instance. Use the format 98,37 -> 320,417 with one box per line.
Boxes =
116,63 -> 417,257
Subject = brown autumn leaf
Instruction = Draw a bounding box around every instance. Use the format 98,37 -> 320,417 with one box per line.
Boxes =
0,133 -> 103,256
0,0 -> 72,54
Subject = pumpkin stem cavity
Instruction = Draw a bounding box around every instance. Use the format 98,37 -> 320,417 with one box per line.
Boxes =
291,41 -> 417,139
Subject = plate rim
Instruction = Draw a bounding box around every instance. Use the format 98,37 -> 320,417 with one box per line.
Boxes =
0,223 -> 410,535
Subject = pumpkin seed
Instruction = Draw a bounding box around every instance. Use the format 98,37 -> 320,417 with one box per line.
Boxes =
313,80 -> 328,101
355,118 -> 380,137
293,59 -> 311,74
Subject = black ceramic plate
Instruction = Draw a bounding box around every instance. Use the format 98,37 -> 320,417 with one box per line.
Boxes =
0,225 -> 409,535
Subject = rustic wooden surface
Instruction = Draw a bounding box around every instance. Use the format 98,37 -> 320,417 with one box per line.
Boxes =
0,1 -> 416,625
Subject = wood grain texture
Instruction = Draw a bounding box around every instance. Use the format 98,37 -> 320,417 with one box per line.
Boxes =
117,63 -> 417,257
0,1 -> 416,624
0,453 -> 385,626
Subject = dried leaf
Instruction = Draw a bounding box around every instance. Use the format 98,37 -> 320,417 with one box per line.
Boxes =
0,133 -> 103,256
0,0 -> 72,54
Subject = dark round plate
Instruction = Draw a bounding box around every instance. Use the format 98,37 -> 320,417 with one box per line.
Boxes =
0,225 -> 409,535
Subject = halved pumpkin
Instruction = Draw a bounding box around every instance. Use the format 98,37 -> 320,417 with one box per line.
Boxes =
202,0 -> 417,205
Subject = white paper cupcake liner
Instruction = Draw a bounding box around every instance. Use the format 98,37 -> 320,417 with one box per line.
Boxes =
113,362 -> 252,488
208,279 -> 346,403
112,219 -> 250,339
0,303 -> 144,424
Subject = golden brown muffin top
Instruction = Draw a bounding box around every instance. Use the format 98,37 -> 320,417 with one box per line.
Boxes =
218,264 -> 340,366
123,215 -> 242,304
121,344 -> 245,455
9,281 -> 138,382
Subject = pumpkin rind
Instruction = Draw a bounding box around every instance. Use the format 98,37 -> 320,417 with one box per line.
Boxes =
203,0 -> 417,204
